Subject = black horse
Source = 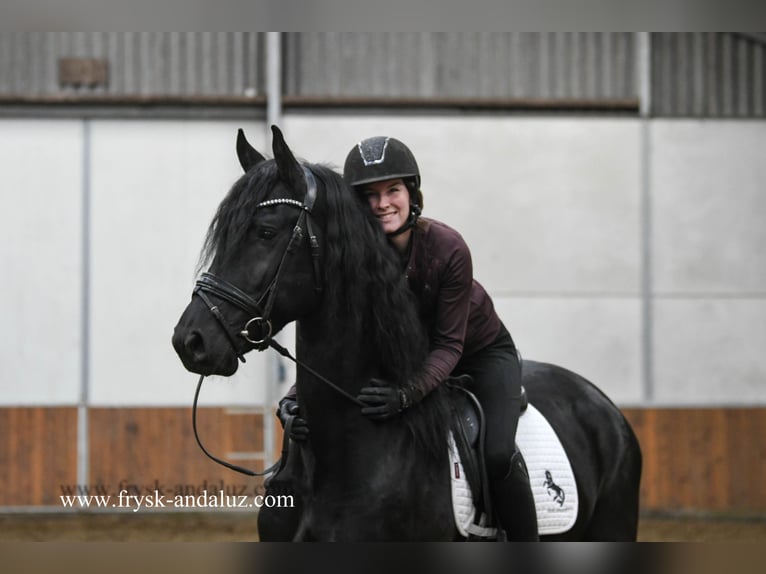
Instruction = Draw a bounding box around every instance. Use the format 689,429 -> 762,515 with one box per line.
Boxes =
172,126 -> 642,541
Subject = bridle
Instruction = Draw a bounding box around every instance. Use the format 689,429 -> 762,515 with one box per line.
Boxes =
190,165 -> 364,477
194,166 -> 323,359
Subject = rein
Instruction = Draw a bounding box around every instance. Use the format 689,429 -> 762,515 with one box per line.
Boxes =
192,373 -> 287,477
192,339 -> 366,476
191,166 -> 363,477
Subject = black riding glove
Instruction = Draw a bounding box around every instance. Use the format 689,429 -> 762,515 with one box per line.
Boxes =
357,378 -> 414,421
277,396 -> 309,441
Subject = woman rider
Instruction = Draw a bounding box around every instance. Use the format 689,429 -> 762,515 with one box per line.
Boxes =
277,136 -> 538,540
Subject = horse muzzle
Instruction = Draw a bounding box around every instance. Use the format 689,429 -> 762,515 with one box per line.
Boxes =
172,323 -> 239,377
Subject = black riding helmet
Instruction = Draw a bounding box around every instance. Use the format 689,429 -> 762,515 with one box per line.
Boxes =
344,136 -> 424,237
343,136 -> 424,210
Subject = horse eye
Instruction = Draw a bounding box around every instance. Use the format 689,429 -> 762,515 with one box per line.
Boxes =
257,228 -> 276,240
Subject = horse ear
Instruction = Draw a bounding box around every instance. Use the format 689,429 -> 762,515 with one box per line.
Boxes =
271,125 -> 306,196
236,128 -> 267,172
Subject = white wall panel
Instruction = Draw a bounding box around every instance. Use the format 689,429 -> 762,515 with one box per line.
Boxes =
650,121 -> 766,405
0,119 -> 82,405
654,299 -> 766,404
494,296 -> 644,405
652,121 -> 766,294
88,120 -> 271,406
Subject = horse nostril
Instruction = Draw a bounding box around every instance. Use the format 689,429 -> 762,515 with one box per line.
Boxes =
185,331 -> 207,362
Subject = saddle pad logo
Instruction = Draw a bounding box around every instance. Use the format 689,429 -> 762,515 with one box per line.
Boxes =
543,470 -> 565,507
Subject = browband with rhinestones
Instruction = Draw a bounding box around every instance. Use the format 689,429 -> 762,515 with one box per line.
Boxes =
257,198 -> 305,209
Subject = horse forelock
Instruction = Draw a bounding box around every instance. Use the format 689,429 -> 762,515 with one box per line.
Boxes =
199,161 -> 280,272
203,160 -> 321,266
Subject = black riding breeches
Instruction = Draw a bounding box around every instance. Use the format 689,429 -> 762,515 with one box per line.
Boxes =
453,323 -> 522,481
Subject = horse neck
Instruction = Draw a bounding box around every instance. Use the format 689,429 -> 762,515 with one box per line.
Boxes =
294,311 -> 449,499
295,314 -> 371,399
294,315 -> 382,452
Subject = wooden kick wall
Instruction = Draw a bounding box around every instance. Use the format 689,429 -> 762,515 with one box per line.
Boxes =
0,407 -> 278,508
1,407 -> 765,514
622,408 -> 766,515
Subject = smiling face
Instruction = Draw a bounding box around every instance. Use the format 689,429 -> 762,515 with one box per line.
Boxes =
361,178 -> 412,236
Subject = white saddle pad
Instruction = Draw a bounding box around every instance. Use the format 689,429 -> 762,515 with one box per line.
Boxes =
516,403 -> 578,534
450,403 -> 578,538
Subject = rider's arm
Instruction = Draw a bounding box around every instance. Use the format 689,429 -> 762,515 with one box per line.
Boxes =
406,237 -> 473,403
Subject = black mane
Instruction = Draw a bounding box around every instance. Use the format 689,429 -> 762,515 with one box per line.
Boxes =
201,159 -> 453,458
199,161 -> 279,272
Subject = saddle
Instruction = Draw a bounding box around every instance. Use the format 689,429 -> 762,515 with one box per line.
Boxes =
446,375 -> 528,540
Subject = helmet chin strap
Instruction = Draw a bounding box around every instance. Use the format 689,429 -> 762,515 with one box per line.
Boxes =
386,204 -> 421,238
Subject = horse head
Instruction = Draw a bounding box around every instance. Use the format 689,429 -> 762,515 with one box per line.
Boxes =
172,126 -> 328,376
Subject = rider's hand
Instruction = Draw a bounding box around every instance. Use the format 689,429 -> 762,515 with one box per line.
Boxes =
357,378 -> 412,421
277,396 -> 309,441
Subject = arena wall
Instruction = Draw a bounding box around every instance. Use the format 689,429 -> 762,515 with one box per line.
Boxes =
1,114 -> 764,514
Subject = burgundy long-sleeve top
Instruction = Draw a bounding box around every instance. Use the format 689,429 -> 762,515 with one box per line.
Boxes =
404,217 -> 502,398
283,216 -> 504,402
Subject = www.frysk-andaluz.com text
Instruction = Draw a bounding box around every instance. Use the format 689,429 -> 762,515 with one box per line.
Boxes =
59,481 -> 293,511
60,489 -> 294,511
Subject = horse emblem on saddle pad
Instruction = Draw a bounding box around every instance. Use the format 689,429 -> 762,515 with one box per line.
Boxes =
544,470 -> 566,507
450,400 -> 579,538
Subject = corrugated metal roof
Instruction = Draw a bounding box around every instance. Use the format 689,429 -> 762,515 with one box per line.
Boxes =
651,32 -> 766,117
1,33 -> 763,117
283,32 -> 637,101
0,32 -> 264,97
